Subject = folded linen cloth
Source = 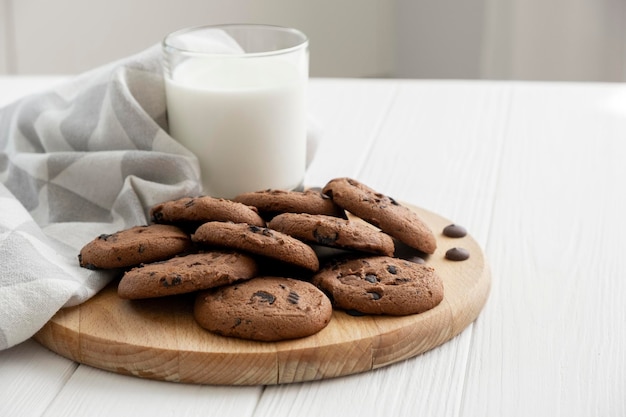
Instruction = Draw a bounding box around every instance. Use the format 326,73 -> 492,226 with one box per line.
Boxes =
0,43 -> 318,350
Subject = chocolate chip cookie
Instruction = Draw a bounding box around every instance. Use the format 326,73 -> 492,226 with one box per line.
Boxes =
150,196 -> 265,226
267,213 -> 394,256
117,251 -> 258,299
233,188 -> 345,218
192,222 -> 319,271
194,277 -> 333,341
312,256 -> 444,316
78,224 -> 193,270
322,178 -> 437,254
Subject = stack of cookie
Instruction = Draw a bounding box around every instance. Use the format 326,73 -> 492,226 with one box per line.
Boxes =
78,177 -> 445,342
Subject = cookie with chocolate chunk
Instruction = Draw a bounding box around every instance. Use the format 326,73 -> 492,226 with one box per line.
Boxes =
312,256 -> 443,316
233,188 -> 345,218
117,251 -> 258,299
268,213 -> 394,256
192,222 -> 319,271
78,224 -> 192,270
150,196 -> 265,227
194,277 -> 332,341
322,178 -> 437,254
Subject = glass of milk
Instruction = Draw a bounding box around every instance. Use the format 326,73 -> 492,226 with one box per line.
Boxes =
162,24 -> 309,199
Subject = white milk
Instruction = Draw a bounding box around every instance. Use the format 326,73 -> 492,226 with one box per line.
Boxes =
165,57 -> 306,198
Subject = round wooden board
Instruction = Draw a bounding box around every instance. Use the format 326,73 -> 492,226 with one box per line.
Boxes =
34,204 -> 491,385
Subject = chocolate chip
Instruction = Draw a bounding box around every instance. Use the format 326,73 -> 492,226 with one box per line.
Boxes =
387,265 -> 398,274
445,247 -> 470,261
287,291 -> 300,304
249,225 -> 273,237
151,210 -> 164,222
160,275 -> 183,287
367,291 -> 382,300
184,199 -> 195,208
443,224 -> 467,238
389,196 -> 400,206
137,244 -> 145,253
364,274 -> 378,283
79,256 -> 98,270
98,233 -> 113,241
252,290 -> 276,305
372,194 -> 387,208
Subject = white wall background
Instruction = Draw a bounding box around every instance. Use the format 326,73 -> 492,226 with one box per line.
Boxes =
1,0 -> 625,81
481,0 -> 626,81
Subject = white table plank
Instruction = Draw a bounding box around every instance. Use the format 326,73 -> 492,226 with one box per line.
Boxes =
461,83 -> 626,417
254,341 -> 473,417
304,78 -> 399,187
41,366 -> 261,417
0,340 -> 77,417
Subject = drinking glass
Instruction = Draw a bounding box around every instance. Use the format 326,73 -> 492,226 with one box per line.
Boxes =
162,24 -> 309,198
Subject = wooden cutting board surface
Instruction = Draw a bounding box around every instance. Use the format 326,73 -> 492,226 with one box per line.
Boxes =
34,205 -> 491,385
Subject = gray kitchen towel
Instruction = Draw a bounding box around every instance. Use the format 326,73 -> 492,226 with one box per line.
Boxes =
0,43 -> 275,350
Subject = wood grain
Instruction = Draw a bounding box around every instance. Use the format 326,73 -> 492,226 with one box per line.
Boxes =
34,204 -> 490,386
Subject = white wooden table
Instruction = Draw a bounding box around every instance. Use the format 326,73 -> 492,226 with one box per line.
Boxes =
1,76 -> 625,417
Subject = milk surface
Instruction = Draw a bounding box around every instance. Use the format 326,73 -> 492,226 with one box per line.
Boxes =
165,57 -> 306,198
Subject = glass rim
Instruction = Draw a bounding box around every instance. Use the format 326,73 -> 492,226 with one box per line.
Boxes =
162,23 -> 309,59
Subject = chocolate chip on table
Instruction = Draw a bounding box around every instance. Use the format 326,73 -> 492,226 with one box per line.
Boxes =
443,224 -> 467,238
445,247 -> 470,261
